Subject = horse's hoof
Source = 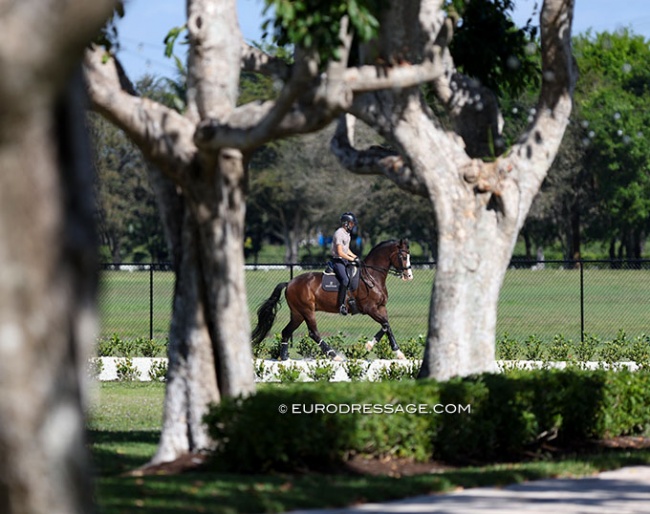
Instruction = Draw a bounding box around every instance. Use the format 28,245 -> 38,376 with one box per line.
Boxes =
365,340 -> 376,352
395,350 -> 406,360
327,350 -> 344,362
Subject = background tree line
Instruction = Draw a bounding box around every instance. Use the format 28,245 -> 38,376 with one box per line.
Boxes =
93,28 -> 650,265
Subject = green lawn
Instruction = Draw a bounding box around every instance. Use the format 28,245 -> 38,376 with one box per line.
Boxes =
98,266 -> 650,346
89,382 -> 650,514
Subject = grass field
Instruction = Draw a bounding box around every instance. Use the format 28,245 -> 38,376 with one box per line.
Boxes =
88,381 -> 650,514
98,266 -> 650,346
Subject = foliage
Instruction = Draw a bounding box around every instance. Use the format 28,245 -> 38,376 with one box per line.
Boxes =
252,339 -> 270,359
306,360 -> 337,382
90,382 -> 650,513
96,334 -> 167,358
254,360 -> 270,380
205,380 -> 437,472
344,340 -> 370,360
262,0 -> 384,64
115,358 -> 140,382
296,334 -> 321,359
87,358 -> 104,380
496,333 -> 520,360
548,334 -> 573,361
399,336 -> 426,359
372,337 -> 394,360
343,359 -> 369,381
205,369 -> 650,472
522,334 -> 544,360
147,360 -> 168,382
90,108 -> 168,263
93,2 -> 125,53
448,0 -> 540,98
373,361 -> 414,381
575,334 -> 600,362
275,362 -> 303,382
527,30 -> 650,260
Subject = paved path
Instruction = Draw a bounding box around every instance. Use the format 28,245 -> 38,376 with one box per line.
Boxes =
288,466 -> 650,514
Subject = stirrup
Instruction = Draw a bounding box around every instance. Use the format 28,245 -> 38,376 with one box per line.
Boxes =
339,304 -> 348,316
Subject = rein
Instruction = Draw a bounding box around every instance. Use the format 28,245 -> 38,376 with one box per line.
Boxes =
359,252 -> 411,288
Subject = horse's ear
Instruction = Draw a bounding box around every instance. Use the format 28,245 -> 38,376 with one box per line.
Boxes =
400,238 -> 409,247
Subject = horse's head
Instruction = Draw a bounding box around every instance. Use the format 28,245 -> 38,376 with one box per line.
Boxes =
392,239 -> 413,281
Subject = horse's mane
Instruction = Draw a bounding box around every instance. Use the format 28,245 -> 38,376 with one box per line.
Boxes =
364,239 -> 398,260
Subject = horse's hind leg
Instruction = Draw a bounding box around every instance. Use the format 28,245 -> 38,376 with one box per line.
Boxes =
278,310 -> 303,360
304,313 -> 344,362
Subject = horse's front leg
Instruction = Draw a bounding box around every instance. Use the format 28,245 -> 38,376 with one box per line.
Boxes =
365,309 -> 405,360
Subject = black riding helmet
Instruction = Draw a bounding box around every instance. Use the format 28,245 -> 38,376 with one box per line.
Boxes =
340,212 -> 357,233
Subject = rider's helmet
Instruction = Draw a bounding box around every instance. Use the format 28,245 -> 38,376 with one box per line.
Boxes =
340,212 -> 357,233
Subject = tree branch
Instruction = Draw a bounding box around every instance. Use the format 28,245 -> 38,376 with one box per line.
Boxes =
344,58 -> 444,93
510,0 -> 577,218
330,114 -> 427,197
83,46 -> 196,175
195,42 -> 331,151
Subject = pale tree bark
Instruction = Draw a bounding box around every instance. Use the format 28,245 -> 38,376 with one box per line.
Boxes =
85,0 -> 524,464
331,0 -> 577,380
0,1 -> 115,512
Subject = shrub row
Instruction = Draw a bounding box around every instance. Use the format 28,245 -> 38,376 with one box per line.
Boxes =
497,331 -> 650,367
204,368 -> 650,472
97,331 -> 650,367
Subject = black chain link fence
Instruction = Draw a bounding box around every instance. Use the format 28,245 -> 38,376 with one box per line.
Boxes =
98,260 -> 650,345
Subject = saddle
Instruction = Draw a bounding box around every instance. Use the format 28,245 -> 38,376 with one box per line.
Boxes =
321,261 -> 360,292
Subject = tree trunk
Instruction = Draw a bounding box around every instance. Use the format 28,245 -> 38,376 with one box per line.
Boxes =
189,151 -> 255,398
0,73 -> 98,514
151,206 -> 220,463
418,188 -> 514,380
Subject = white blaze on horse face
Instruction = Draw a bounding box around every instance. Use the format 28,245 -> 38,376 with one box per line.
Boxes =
403,252 -> 414,281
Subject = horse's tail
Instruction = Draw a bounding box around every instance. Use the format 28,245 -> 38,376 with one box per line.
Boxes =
251,282 -> 288,346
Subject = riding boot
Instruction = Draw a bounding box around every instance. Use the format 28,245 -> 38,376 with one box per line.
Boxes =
336,284 -> 348,315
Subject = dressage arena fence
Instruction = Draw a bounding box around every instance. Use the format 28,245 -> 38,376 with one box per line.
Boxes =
98,259 -> 650,347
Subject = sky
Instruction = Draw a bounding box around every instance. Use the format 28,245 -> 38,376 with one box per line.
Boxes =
116,0 -> 650,81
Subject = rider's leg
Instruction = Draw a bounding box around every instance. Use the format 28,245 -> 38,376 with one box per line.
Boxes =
333,260 -> 350,315
336,284 -> 348,315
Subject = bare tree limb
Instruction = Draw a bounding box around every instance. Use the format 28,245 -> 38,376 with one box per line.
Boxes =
83,46 -> 196,175
344,58 -> 444,93
330,114 -> 427,196
510,0 -> 577,218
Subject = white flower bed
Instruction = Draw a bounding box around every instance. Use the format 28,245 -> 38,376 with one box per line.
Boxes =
89,357 -> 641,382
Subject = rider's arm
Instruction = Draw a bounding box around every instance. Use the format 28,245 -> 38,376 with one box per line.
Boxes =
335,244 -> 357,261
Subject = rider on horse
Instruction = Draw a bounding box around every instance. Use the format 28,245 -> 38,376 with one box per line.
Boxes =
331,212 -> 359,315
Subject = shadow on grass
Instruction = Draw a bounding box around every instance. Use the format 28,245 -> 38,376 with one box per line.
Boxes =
89,430 -> 160,476
93,442 -> 650,514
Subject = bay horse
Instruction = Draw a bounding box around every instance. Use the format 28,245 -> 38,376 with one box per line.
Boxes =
251,239 -> 414,361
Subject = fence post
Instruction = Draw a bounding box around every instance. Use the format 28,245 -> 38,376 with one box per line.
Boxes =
579,259 -> 584,342
149,261 -> 154,341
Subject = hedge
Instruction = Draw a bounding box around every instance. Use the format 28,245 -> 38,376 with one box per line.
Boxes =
204,369 -> 650,472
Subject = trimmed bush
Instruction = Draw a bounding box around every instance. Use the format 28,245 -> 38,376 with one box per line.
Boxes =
204,369 -> 650,472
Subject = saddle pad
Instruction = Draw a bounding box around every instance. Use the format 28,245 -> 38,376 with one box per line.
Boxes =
321,274 -> 340,292
320,266 -> 360,292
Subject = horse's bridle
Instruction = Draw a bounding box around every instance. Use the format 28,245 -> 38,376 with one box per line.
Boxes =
361,246 -> 411,281
393,248 -> 412,278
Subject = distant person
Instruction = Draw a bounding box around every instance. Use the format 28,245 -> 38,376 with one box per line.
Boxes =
331,212 -> 359,315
